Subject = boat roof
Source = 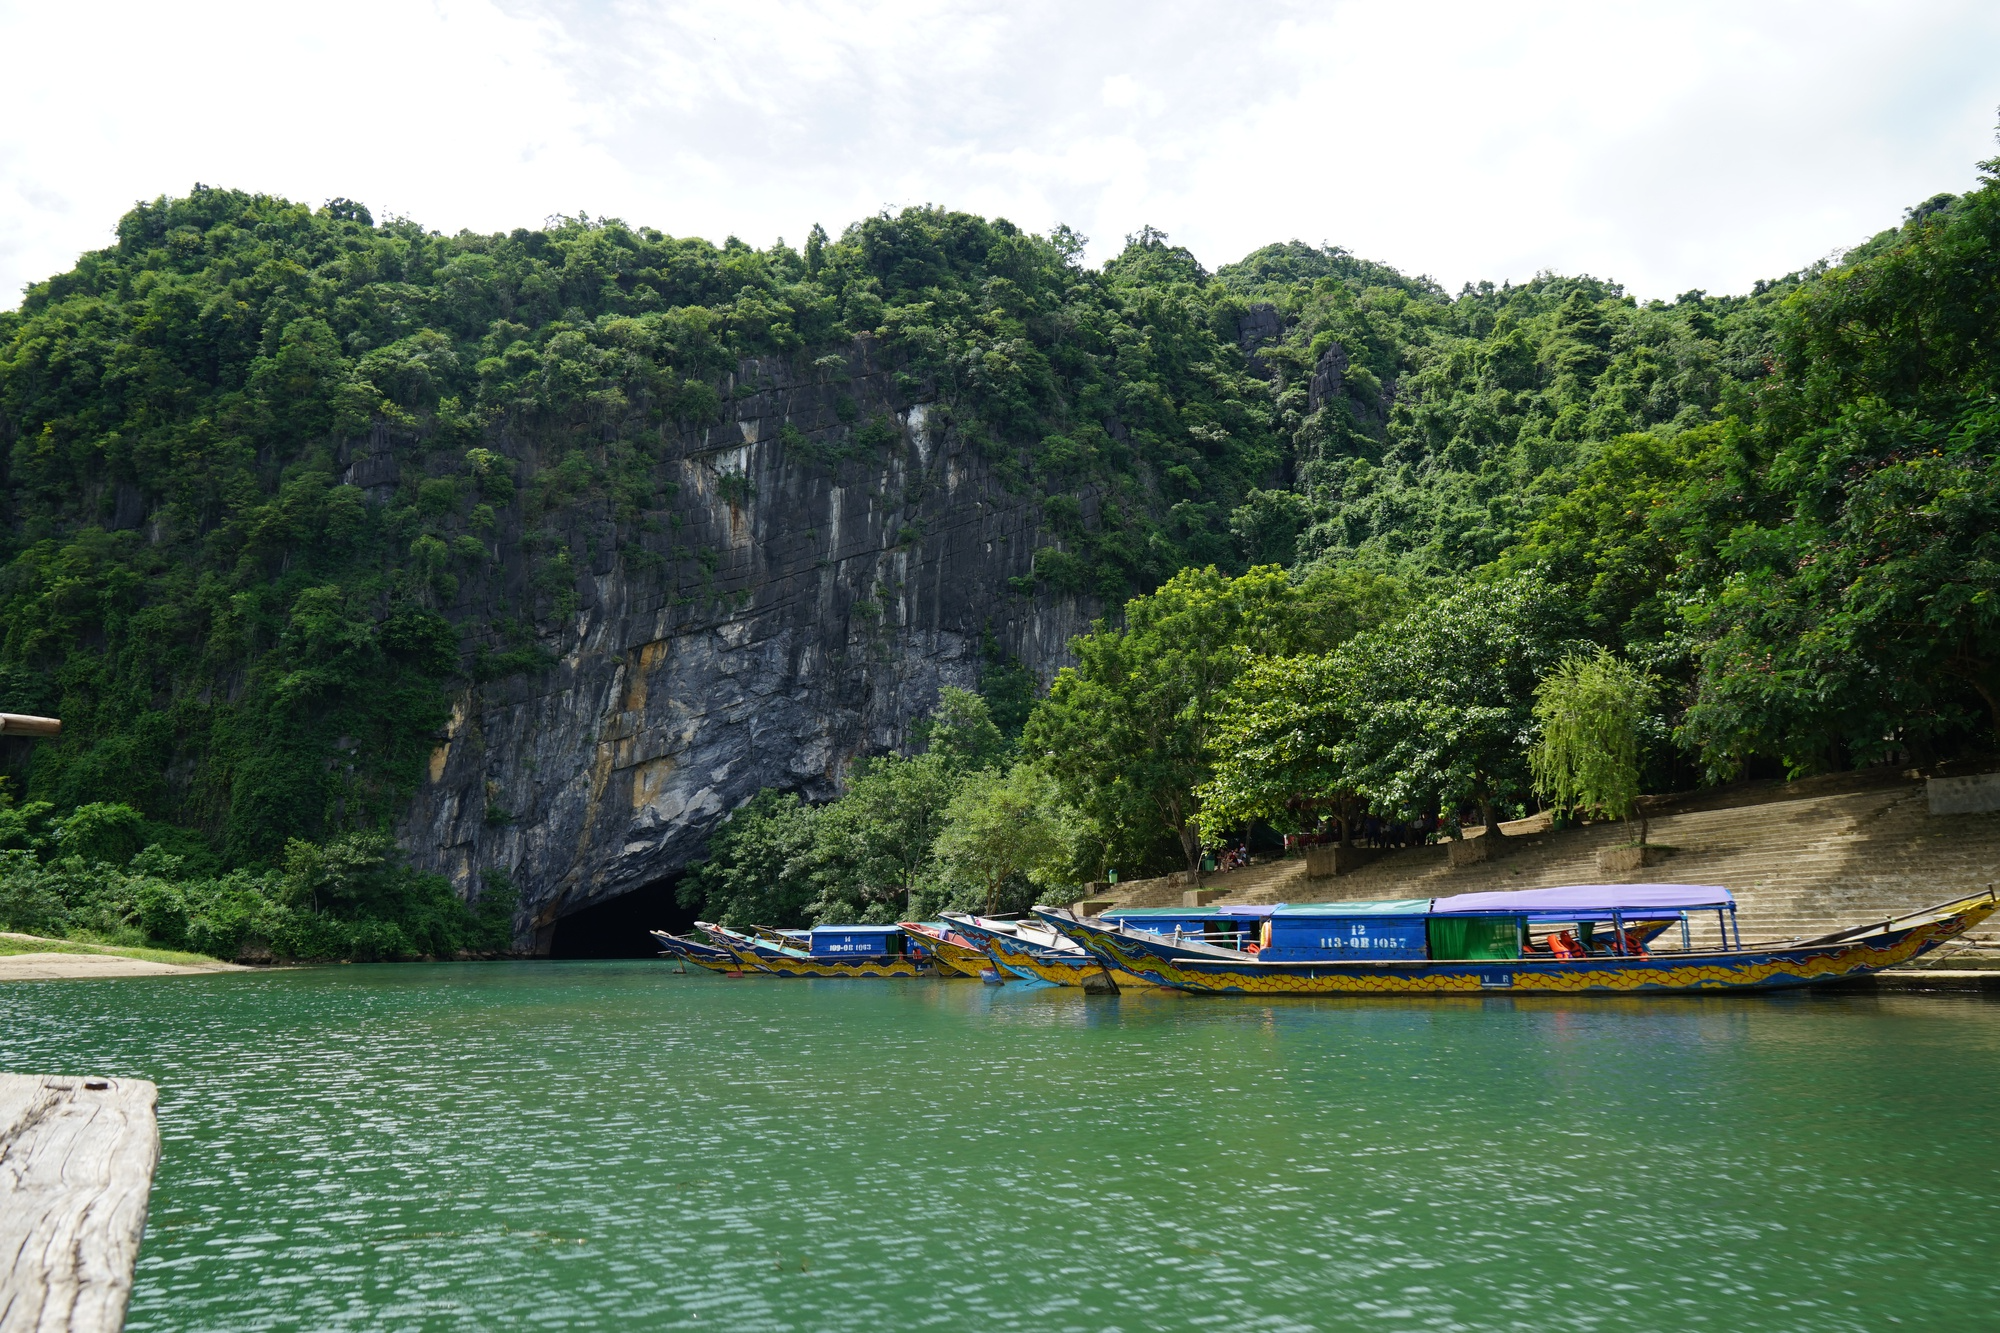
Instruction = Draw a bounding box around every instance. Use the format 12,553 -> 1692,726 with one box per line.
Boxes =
1260,886 -> 1736,918
1428,884 -> 1735,915
1101,905 -> 1278,919
809,923 -> 903,935
1270,899 -> 1435,917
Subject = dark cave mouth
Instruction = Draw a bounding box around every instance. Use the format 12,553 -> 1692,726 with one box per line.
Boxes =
546,876 -> 696,958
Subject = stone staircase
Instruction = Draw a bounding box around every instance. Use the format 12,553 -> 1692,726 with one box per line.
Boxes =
1150,782 -> 2000,952
1097,856 -> 1312,908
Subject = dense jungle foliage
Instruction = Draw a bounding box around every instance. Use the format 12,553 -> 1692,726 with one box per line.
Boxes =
695,141 -> 2000,920
0,191 -> 1281,952
5,131 -> 1999,941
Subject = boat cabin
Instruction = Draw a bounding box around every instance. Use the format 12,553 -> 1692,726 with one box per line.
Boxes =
1427,885 -> 1740,958
1133,885 -> 1742,962
808,925 -> 908,959
1098,905 -> 1273,951
1262,900 -> 1434,961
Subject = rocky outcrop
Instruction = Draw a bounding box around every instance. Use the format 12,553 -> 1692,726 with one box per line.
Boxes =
388,337 -> 1096,949
1236,303 -> 1283,379
1307,342 -> 1348,412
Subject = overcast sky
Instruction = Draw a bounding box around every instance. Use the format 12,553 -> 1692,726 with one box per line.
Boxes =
3,0 -> 1997,309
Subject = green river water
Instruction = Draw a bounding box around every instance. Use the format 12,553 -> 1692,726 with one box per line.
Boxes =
4,963 -> 1999,1330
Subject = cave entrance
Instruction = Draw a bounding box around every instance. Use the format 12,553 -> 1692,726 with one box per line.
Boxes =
547,876 -> 696,959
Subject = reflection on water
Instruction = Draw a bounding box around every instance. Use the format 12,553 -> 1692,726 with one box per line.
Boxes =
4,964 -> 1999,1331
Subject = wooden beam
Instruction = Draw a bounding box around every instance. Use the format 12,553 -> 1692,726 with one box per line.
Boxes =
0,1074 -> 159,1333
0,715 -> 60,739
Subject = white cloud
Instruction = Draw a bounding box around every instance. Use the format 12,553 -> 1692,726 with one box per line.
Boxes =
1,0 -> 1996,307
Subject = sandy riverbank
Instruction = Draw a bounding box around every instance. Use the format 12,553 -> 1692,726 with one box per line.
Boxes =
0,933 -> 249,981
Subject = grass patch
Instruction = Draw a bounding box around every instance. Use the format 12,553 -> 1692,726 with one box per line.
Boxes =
0,932 -> 228,967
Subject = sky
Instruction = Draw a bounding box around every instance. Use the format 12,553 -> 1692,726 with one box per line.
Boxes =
2,0 -> 1997,308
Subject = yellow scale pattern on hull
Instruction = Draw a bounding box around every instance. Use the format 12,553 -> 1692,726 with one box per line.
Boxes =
712,937 -> 933,978
913,937 -> 990,977
679,953 -> 741,974
983,931 -> 1121,989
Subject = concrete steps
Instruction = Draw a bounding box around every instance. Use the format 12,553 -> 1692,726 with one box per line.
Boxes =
1093,855 -> 1310,908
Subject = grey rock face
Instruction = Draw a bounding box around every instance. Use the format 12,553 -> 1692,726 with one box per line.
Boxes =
1307,342 -> 1348,413
392,338 -> 1094,947
1236,303 -> 1283,379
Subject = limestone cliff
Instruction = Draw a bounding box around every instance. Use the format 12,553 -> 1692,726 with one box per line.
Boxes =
385,337 -> 1093,948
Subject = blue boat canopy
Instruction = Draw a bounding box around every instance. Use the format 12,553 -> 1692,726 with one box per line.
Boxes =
1101,905 -> 1277,919
1427,884 -> 1734,916
1256,887 -> 1734,921
1270,899 -> 1433,917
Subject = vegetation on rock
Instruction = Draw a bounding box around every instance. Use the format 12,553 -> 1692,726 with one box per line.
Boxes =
5,127 -> 2000,942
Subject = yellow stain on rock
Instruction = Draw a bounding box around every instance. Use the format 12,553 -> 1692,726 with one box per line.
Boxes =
622,640 -> 670,714
632,757 -> 675,810
427,692 -> 471,784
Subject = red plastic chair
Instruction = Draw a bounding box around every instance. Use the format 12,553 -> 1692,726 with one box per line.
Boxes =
1548,930 -> 1586,959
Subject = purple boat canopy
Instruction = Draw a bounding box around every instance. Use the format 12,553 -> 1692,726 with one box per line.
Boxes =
1428,884 -> 1735,916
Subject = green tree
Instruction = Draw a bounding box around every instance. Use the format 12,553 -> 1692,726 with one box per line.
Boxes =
1529,648 -> 1657,840
1194,566 -> 1403,846
677,789 -> 821,929
1336,575 -> 1574,837
52,801 -> 145,864
916,687 -> 1009,770
1026,565 -> 1316,873
812,753 -> 961,921
1680,142 -> 2000,775
931,762 -> 1083,914
681,690 -> 1015,926
1197,652 -> 1359,846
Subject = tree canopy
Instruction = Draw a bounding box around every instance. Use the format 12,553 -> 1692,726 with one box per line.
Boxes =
1529,648 -> 1655,828
9,134 -> 2000,948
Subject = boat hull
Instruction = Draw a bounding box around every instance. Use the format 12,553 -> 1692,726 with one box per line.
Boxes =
981,930 -> 1120,993
898,923 -> 989,978
650,931 -> 741,973
698,925 -> 937,978
1037,894 -> 1999,997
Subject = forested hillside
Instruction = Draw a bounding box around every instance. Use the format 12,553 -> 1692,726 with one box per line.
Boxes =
4,137 -> 1998,947
692,149 -> 2000,926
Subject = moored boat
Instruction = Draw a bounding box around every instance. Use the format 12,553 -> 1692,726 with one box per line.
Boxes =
898,921 -> 989,977
943,912 -> 1124,991
1035,885 -> 2000,996
650,929 -> 741,973
696,922 -> 938,978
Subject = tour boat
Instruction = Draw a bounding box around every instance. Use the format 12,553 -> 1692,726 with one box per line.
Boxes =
650,930 -> 740,972
1034,885 -> 2000,996
695,922 -> 937,978
898,921 -> 990,977
1092,903 -> 1681,955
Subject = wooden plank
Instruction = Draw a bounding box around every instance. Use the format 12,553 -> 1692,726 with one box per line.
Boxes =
0,1074 -> 159,1333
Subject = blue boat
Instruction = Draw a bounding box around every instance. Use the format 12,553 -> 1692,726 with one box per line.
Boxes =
1035,885 -> 1999,996
649,930 -> 740,972
696,922 -> 939,978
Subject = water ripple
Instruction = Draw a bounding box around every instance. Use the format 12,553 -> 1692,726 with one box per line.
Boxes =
1,965 -> 1997,1329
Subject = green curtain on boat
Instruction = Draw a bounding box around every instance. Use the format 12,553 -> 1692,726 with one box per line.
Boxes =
1427,916 -> 1523,960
